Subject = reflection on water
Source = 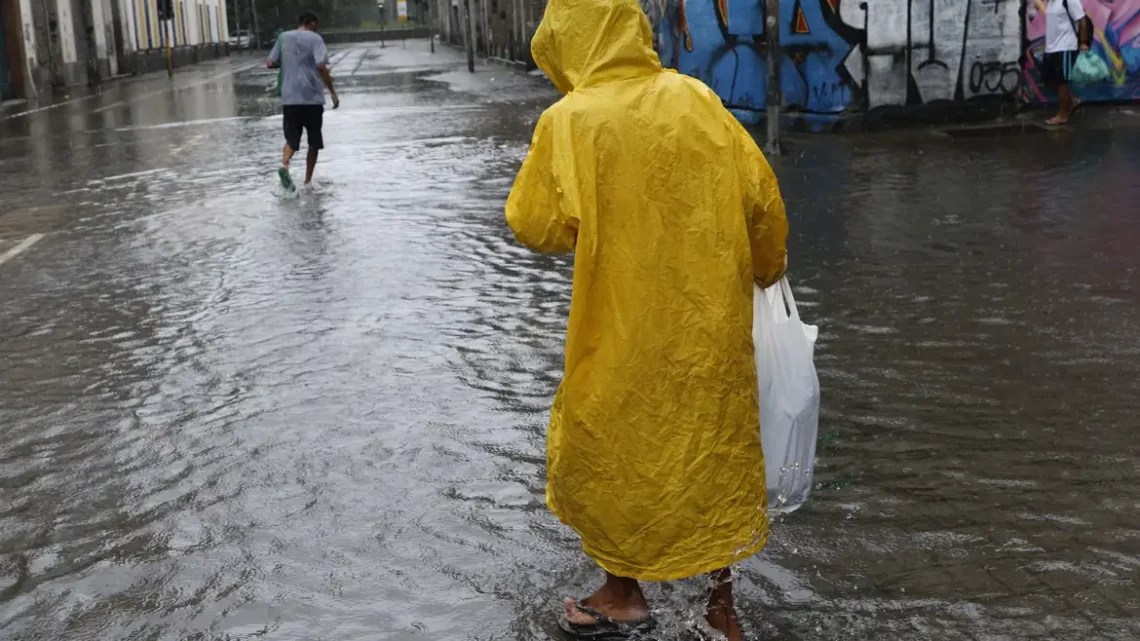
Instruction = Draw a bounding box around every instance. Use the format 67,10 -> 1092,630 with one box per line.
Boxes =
2,42 -> 1140,641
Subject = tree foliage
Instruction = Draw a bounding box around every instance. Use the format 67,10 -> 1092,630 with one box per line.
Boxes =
230,0 -> 386,40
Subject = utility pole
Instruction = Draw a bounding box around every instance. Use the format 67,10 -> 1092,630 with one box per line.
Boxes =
464,0 -> 475,72
480,0 -> 489,57
379,1 -> 387,48
250,0 -> 261,51
233,0 -> 241,54
159,0 -> 173,76
166,19 -> 174,76
513,0 -> 522,62
764,0 -> 781,155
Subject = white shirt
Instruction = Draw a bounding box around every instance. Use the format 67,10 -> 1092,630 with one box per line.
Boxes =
1046,0 -> 1086,53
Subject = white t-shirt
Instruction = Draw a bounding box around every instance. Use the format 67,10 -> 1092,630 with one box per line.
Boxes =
1046,0 -> 1086,53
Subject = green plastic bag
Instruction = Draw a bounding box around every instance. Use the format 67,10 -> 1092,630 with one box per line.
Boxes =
1072,51 -> 1110,85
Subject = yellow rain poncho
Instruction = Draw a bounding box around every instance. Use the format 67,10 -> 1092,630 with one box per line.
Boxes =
506,0 -> 788,581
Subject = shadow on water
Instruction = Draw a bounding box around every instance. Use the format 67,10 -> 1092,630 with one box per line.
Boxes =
2,41 -> 1139,641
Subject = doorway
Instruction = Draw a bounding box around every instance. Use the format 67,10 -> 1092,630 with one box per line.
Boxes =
0,0 -> 27,99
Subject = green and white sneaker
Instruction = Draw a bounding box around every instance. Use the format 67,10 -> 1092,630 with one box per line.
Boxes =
278,167 -> 295,191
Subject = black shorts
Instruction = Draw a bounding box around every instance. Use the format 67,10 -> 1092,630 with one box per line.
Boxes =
1042,50 -> 1077,86
282,104 -> 324,151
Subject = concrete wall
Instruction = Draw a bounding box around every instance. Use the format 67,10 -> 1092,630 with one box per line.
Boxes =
644,0 -> 1140,127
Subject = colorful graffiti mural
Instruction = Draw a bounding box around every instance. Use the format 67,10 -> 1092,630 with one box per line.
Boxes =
645,0 -> 860,124
645,0 -> 1136,123
1023,0 -> 1140,102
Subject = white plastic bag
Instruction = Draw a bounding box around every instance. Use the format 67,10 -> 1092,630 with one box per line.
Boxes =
753,277 -> 820,514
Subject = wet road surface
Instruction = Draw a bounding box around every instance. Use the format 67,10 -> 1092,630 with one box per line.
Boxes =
2,40 -> 1140,641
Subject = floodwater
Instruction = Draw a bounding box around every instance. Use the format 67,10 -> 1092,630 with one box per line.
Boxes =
2,41 -> 1139,641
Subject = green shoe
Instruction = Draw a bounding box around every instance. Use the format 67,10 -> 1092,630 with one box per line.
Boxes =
278,167 -> 295,191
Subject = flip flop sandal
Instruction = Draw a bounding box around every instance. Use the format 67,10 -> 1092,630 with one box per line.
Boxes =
278,167 -> 296,191
557,603 -> 655,640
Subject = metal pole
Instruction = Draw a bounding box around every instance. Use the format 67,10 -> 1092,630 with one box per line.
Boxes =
233,0 -> 241,54
464,0 -> 475,72
428,0 -> 435,52
162,17 -> 173,76
480,0 -> 489,57
513,0 -> 522,62
764,0 -> 781,155
250,0 -> 260,50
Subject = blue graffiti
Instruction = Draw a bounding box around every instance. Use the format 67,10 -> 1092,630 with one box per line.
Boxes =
652,0 -> 860,125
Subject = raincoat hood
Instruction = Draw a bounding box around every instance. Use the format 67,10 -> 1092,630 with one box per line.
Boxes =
531,0 -> 663,94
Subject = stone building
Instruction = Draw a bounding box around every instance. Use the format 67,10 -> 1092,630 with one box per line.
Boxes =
1,0 -> 229,101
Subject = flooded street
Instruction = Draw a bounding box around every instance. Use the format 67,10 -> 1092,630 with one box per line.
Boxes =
2,40 -> 1139,641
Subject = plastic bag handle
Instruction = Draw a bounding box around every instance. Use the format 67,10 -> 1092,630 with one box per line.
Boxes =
778,277 -> 801,322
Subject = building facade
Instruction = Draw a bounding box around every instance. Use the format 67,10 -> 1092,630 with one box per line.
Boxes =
0,0 -> 229,101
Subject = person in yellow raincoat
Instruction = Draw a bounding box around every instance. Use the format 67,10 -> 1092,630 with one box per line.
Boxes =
505,0 -> 788,637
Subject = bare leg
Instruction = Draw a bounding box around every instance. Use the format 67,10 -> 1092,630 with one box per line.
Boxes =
1049,82 -> 1077,124
282,143 -> 296,168
706,568 -> 743,641
563,571 -> 649,625
305,148 -> 319,185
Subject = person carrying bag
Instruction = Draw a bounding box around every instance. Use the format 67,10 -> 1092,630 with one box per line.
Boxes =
1042,0 -> 1093,124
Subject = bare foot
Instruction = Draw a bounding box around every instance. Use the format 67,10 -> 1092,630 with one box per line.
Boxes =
705,604 -> 744,641
563,575 -> 650,625
563,595 -> 650,625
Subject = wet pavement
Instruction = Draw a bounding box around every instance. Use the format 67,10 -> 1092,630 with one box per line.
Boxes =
2,40 -> 1140,641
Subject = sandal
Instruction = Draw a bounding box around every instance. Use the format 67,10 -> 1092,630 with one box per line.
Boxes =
1045,116 -> 1069,126
557,601 -> 655,640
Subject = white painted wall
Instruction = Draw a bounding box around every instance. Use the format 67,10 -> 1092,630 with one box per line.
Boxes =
217,0 -> 225,41
18,0 -> 36,66
90,0 -> 108,58
100,0 -> 119,74
56,0 -> 78,64
206,0 -> 219,41
118,0 -> 136,52
187,0 -> 199,45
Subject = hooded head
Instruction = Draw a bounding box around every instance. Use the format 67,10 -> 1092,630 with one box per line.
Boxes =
531,0 -> 664,94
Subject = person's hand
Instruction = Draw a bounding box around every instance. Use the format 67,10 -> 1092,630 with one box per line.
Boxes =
331,93 -> 340,109
1080,44 -> 1091,52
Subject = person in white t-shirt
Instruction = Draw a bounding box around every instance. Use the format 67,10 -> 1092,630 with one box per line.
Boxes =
1043,0 -> 1092,124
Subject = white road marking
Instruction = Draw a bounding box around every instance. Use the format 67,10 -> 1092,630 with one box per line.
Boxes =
0,234 -> 45,268
90,100 -> 129,114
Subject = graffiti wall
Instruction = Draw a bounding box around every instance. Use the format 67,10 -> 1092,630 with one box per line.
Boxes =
643,0 -> 1030,123
1022,0 -> 1140,103
844,0 -> 1022,107
644,0 -> 860,124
